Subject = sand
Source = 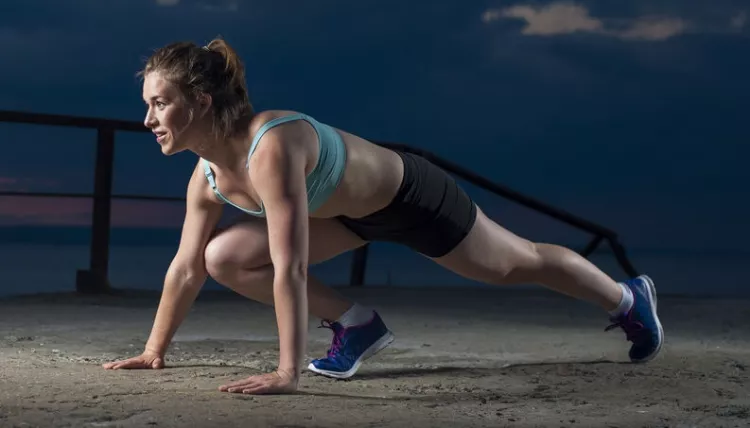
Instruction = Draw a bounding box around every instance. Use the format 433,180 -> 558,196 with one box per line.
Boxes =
0,286 -> 748,428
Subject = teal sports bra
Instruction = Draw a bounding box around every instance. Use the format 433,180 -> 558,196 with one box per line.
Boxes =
200,113 -> 347,217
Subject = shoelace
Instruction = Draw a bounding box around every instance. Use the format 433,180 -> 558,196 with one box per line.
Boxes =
605,316 -> 646,343
318,320 -> 344,358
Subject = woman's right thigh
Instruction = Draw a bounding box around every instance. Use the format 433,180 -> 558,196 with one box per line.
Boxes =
204,215 -> 366,273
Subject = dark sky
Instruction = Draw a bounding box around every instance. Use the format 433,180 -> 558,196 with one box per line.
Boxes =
0,0 -> 748,252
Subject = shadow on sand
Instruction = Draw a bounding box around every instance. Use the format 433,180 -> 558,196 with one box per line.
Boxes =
168,357 -> 631,377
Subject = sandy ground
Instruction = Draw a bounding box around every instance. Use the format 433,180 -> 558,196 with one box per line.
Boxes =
0,286 -> 748,428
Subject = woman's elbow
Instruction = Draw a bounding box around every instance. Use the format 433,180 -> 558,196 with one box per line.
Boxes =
275,260 -> 308,285
166,258 -> 208,288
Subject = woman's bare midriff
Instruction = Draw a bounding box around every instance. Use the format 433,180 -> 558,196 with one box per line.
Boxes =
310,129 -> 404,219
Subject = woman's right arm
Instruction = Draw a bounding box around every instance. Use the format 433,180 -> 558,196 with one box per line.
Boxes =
143,161 -> 224,356
103,161 -> 223,369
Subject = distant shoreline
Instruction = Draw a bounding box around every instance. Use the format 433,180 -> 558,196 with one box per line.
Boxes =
1,225 -> 747,256
1,284 -> 747,303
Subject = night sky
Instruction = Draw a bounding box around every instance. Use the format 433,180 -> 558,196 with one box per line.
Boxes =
1,0 -> 748,254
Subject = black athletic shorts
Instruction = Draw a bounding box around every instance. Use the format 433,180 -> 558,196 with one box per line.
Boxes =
336,150 -> 478,258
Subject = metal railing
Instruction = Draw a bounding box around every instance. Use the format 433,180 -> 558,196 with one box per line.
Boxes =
0,109 -> 638,293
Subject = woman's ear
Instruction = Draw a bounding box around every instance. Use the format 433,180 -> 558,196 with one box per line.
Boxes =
196,92 -> 213,118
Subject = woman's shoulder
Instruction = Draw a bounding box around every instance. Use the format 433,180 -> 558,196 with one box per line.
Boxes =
246,109 -> 320,149
248,109 -> 307,134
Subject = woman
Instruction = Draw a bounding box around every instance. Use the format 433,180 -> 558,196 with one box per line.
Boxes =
102,38 -> 664,395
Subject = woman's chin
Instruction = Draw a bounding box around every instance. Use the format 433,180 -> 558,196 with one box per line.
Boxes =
159,140 -> 182,156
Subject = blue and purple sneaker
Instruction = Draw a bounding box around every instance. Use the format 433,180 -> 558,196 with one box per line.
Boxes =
307,311 -> 395,379
605,274 -> 664,363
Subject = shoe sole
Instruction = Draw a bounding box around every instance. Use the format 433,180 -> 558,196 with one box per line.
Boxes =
631,274 -> 664,363
307,330 -> 396,379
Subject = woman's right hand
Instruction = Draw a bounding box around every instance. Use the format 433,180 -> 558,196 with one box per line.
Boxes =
102,350 -> 165,370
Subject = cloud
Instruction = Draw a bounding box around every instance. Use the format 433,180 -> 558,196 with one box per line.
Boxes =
483,2 -> 689,41
617,16 -> 688,41
483,3 -> 603,35
730,11 -> 747,30
156,0 -> 180,5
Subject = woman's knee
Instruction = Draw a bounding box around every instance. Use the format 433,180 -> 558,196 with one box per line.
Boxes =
203,228 -> 270,284
204,238 -> 234,282
501,240 -> 544,283
505,241 -> 589,284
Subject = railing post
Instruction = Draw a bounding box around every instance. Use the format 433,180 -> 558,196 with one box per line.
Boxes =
76,127 -> 115,294
349,244 -> 369,286
579,235 -> 603,257
606,236 -> 639,278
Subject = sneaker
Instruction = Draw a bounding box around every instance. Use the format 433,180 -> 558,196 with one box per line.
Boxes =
605,274 -> 664,363
307,311 -> 395,379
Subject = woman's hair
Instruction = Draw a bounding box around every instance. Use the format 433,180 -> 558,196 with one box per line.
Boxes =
138,37 -> 254,140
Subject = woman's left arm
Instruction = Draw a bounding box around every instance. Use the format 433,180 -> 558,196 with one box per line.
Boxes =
250,130 -> 310,380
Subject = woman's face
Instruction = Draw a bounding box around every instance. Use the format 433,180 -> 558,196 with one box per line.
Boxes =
142,71 -> 205,156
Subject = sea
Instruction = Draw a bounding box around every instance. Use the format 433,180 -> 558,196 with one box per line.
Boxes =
0,226 -> 747,299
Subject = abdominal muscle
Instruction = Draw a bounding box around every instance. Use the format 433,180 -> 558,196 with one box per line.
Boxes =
309,128 -> 404,220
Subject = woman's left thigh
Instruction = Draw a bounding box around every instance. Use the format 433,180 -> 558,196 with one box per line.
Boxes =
430,207 -> 540,284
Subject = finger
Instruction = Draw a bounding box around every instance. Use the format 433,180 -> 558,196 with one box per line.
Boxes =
242,380 -> 277,395
219,376 -> 257,391
222,378 -> 262,393
118,363 -> 146,370
114,360 -> 149,370
104,358 -> 127,368
241,384 -> 268,395
104,361 -> 128,370
227,380 -> 260,393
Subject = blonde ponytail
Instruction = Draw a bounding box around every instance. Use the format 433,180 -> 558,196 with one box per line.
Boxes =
205,37 -> 247,99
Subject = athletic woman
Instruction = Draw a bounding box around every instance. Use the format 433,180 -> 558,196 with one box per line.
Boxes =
102,38 -> 664,395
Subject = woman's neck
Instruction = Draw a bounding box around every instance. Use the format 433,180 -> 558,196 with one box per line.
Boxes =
194,131 -> 250,173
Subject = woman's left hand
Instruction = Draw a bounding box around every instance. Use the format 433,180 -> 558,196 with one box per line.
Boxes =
218,369 -> 299,395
